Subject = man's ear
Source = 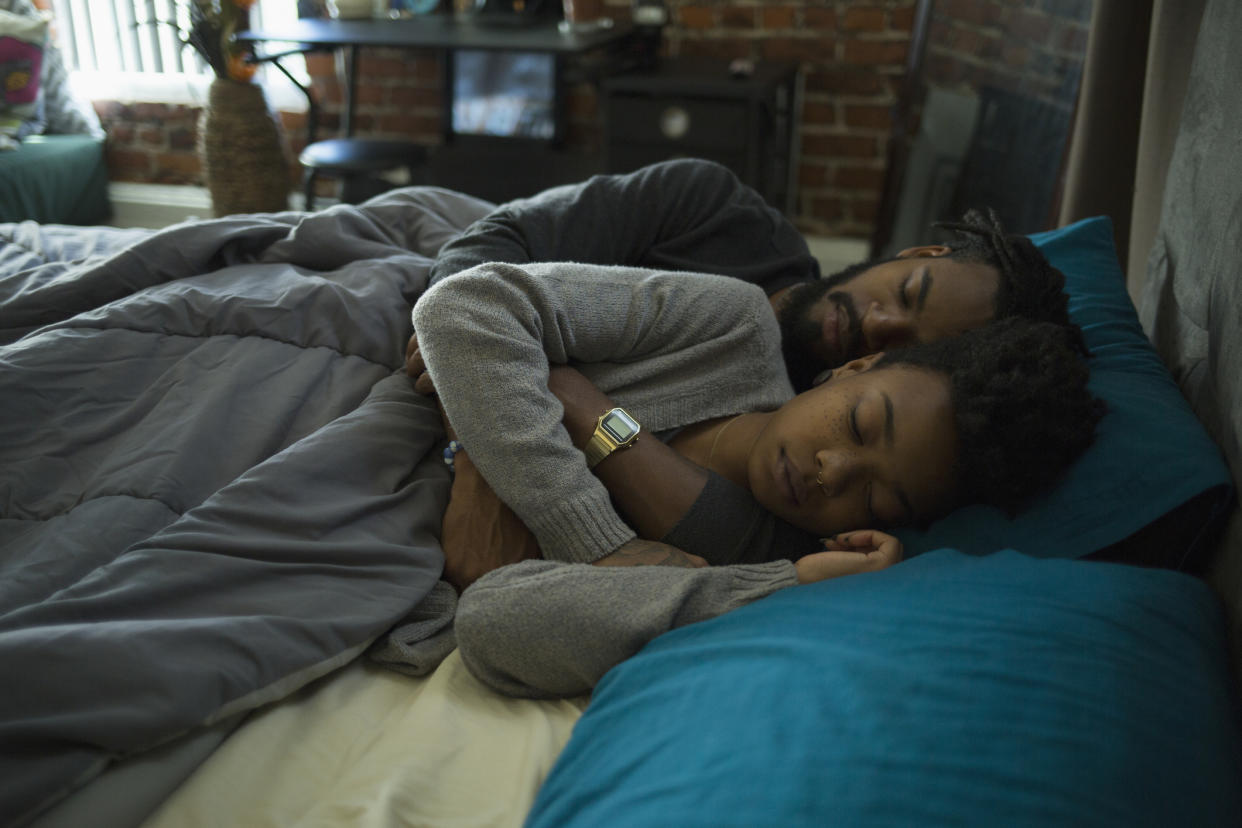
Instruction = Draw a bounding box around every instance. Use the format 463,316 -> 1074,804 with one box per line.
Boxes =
895,244 -> 951,259
815,352 -> 884,385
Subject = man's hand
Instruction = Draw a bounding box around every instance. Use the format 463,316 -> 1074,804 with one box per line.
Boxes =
592,538 -> 708,569
405,332 -> 436,395
441,449 -> 541,592
794,531 -> 903,584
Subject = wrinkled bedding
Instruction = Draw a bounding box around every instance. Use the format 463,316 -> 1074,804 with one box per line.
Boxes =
0,186 -> 495,825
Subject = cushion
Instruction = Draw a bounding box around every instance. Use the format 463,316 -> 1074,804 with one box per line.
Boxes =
528,549 -> 1242,828
0,133 -> 109,224
0,0 -> 102,138
0,8 -> 45,140
896,216 -> 1232,567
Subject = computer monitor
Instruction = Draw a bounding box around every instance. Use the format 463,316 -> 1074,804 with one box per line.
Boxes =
450,49 -> 559,141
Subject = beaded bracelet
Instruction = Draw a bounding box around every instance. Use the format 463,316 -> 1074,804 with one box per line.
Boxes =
442,439 -> 464,472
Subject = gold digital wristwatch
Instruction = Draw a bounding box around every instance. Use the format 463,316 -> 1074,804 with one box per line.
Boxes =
583,407 -> 641,469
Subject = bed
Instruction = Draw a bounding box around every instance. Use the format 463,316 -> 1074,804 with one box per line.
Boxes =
4,1 -> 1242,825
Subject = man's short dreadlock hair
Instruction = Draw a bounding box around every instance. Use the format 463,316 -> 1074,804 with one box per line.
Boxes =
935,207 -> 1086,354
876,317 -> 1105,517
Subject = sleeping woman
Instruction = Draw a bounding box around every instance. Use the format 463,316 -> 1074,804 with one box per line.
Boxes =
409,261 -> 1102,697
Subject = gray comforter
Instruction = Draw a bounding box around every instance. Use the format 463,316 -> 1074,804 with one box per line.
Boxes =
0,187 -> 495,825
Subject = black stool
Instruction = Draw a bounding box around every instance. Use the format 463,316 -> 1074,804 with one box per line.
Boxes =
299,138 -> 429,210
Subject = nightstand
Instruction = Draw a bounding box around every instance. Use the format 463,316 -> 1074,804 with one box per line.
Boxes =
600,57 -> 799,212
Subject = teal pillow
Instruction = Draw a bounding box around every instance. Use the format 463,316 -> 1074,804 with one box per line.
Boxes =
527,550 -> 1242,828
896,216 -> 1231,563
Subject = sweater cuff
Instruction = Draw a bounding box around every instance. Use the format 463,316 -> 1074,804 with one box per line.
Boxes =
722,561 -> 800,612
525,487 -> 637,564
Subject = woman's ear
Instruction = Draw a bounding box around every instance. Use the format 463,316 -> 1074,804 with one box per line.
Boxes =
813,352 -> 885,386
895,244 -> 951,259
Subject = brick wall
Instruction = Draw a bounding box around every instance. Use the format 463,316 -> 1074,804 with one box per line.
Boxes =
92,1 -> 1091,238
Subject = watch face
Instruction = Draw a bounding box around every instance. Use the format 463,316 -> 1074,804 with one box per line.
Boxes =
601,409 -> 641,443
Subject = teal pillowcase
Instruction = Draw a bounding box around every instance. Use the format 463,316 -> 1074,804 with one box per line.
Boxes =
527,550 -> 1242,828
896,216 -> 1231,562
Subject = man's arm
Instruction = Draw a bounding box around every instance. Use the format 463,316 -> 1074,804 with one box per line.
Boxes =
546,364 -> 710,543
428,158 -> 818,294
412,261 -> 786,565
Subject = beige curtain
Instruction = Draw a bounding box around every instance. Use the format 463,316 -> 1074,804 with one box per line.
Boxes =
1057,0 -> 1207,302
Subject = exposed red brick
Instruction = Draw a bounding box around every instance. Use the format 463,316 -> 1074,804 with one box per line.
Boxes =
105,123 -> 135,144
678,6 -> 715,28
1002,43 -> 1031,68
304,52 -> 335,78
133,103 -> 171,121
377,113 -> 438,135
761,6 -> 796,29
1012,8 -> 1053,43
566,84 -> 599,119
677,37 -> 753,61
841,7 -> 887,32
357,55 -> 409,78
803,7 -> 837,30
356,84 -> 387,107
761,36 -> 833,65
800,100 -> 836,126
842,39 -> 909,66
389,87 -> 442,109
940,0 -> 1004,28
154,152 -> 202,178
801,132 -> 877,158
279,111 -> 308,132
409,55 -> 440,83
808,195 -> 845,223
843,104 -> 891,130
832,164 -> 886,189
851,196 -> 880,223
891,4 -> 916,31
798,160 -> 829,189
105,149 -> 153,178
168,127 -> 197,151
1056,21 -> 1090,54
720,5 -> 755,28
804,67 -> 887,97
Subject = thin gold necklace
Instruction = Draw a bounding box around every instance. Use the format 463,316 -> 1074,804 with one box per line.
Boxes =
707,413 -> 746,473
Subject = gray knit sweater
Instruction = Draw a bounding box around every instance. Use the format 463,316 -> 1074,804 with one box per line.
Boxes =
455,558 -> 800,698
412,261 -> 795,564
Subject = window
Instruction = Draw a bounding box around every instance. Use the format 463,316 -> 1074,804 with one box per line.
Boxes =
50,0 -> 308,110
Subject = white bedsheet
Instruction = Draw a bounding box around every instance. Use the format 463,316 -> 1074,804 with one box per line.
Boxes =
142,652 -> 587,827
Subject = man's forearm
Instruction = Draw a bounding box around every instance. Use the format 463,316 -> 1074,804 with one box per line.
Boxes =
551,367 -> 709,542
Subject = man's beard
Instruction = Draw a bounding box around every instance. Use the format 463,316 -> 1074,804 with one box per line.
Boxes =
777,259 -> 874,391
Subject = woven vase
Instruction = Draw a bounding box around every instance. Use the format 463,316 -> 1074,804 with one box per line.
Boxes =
198,78 -> 290,217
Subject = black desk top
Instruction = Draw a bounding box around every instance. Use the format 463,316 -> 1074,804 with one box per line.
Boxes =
239,16 -> 632,54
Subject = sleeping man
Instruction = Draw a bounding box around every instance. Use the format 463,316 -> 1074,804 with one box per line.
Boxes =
423,158 -> 1079,391
408,255 -> 1103,698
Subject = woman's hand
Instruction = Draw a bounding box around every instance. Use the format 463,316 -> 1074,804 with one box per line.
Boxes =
794,531 -> 903,584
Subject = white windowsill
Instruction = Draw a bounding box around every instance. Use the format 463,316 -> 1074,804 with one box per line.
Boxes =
73,71 -> 309,112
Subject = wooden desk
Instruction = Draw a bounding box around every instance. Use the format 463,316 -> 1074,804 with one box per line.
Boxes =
239,16 -> 633,139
